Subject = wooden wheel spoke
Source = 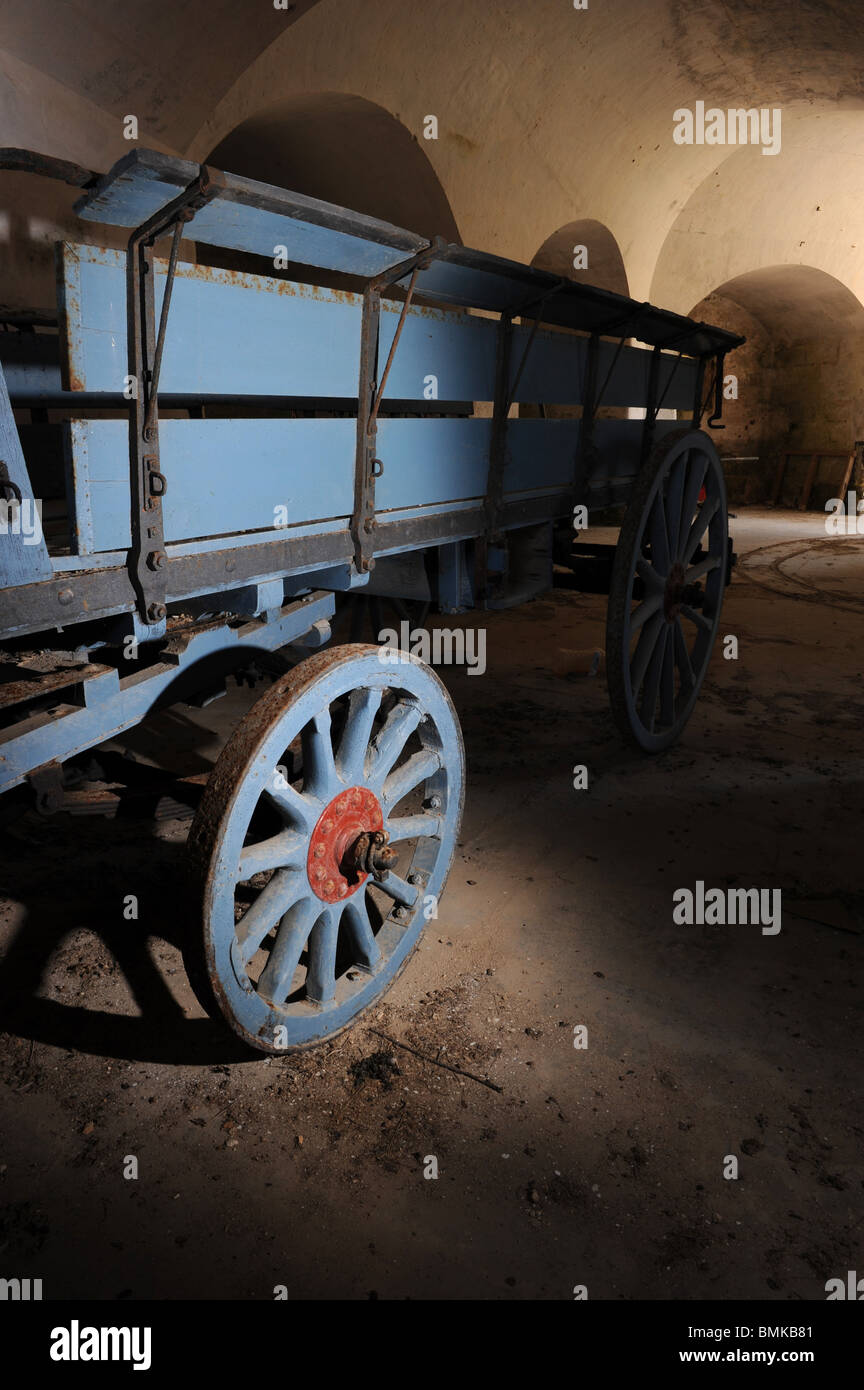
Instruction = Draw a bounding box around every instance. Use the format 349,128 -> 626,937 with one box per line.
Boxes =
305,904 -> 341,1004
659,626 -> 676,726
301,709 -> 336,800
386,811 -> 443,842
664,449 -> 688,559
257,893 -> 318,1002
236,868 -> 307,965
630,590 -> 663,634
680,603 -> 712,633
677,452 -> 708,560
367,700 -> 423,786
336,686 -> 382,783
382,747 -> 440,811
639,622 -> 667,730
682,493 -> 720,566
376,870 -> 420,909
636,556 -> 665,593
630,609 -> 666,692
674,618 -> 696,695
685,553 -> 721,583
263,772 -> 317,832
343,892 -> 380,971
239,829 -> 304,880
647,491 -> 671,576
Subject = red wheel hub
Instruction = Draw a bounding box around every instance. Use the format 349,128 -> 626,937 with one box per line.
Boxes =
307,786 -> 383,903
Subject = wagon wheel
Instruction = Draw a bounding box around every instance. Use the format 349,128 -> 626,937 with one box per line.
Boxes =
606,428 -> 728,752
186,643 -> 464,1052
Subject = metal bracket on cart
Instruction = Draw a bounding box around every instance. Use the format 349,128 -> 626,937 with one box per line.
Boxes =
707,352 -> 728,429
351,238 -> 447,576
480,278 -> 570,602
125,168 -> 226,628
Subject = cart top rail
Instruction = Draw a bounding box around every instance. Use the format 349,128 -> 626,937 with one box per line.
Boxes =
67,147 -> 741,357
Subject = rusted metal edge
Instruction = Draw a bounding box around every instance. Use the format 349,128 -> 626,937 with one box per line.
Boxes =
0,148 -> 98,188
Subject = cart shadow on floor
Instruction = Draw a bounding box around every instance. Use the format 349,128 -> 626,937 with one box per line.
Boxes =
0,758 -> 255,1066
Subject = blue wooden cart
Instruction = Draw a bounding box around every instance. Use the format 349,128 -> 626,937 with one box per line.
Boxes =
0,147 -> 742,1051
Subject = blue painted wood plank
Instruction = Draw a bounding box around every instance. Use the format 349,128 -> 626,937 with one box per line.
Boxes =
75,418 -> 356,552
375,418 -> 581,510
188,201 -> 412,278
61,244 -> 498,400
74,150 -> 425,277
73,149 -> 197,227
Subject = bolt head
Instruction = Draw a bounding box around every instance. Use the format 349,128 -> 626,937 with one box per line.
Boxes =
429,795 -> 442,810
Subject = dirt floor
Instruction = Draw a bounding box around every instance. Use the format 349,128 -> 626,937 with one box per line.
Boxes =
0,506 -> 862,1301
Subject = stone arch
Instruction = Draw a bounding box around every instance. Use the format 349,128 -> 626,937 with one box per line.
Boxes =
688,266 -> 864,506
203,92 -> 460,242
531,219 -> 629,296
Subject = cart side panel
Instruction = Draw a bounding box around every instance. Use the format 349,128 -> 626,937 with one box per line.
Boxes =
70,416 -> 583,551
58,242 -> 699,409
58,242 -> 500,401
509,330 -> 699,411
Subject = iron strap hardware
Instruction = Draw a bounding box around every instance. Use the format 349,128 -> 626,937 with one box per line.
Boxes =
577,331 -> 601,498
575,307 -> 643,500
691,355 -> 709,427
483,312 -> 515,545
707,352 -> 728,429
648,349 -> 686,426
351,239 -> 445,574
484,278 -> 568,542
0,147 -> 98,189
126,166 -> 225,625
0,461 -> 22,507
639,345 -> 664,467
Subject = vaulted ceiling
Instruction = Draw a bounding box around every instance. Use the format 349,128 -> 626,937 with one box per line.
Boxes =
2,0 -> 863,315
0,0 -> 324,146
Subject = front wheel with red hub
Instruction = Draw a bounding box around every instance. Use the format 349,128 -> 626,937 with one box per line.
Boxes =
186,644 -> 464,1052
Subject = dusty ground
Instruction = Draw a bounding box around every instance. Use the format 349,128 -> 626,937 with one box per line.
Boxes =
0,507 -> 861,1300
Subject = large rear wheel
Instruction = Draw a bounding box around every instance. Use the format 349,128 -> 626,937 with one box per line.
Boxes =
606,428 -> 728,752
